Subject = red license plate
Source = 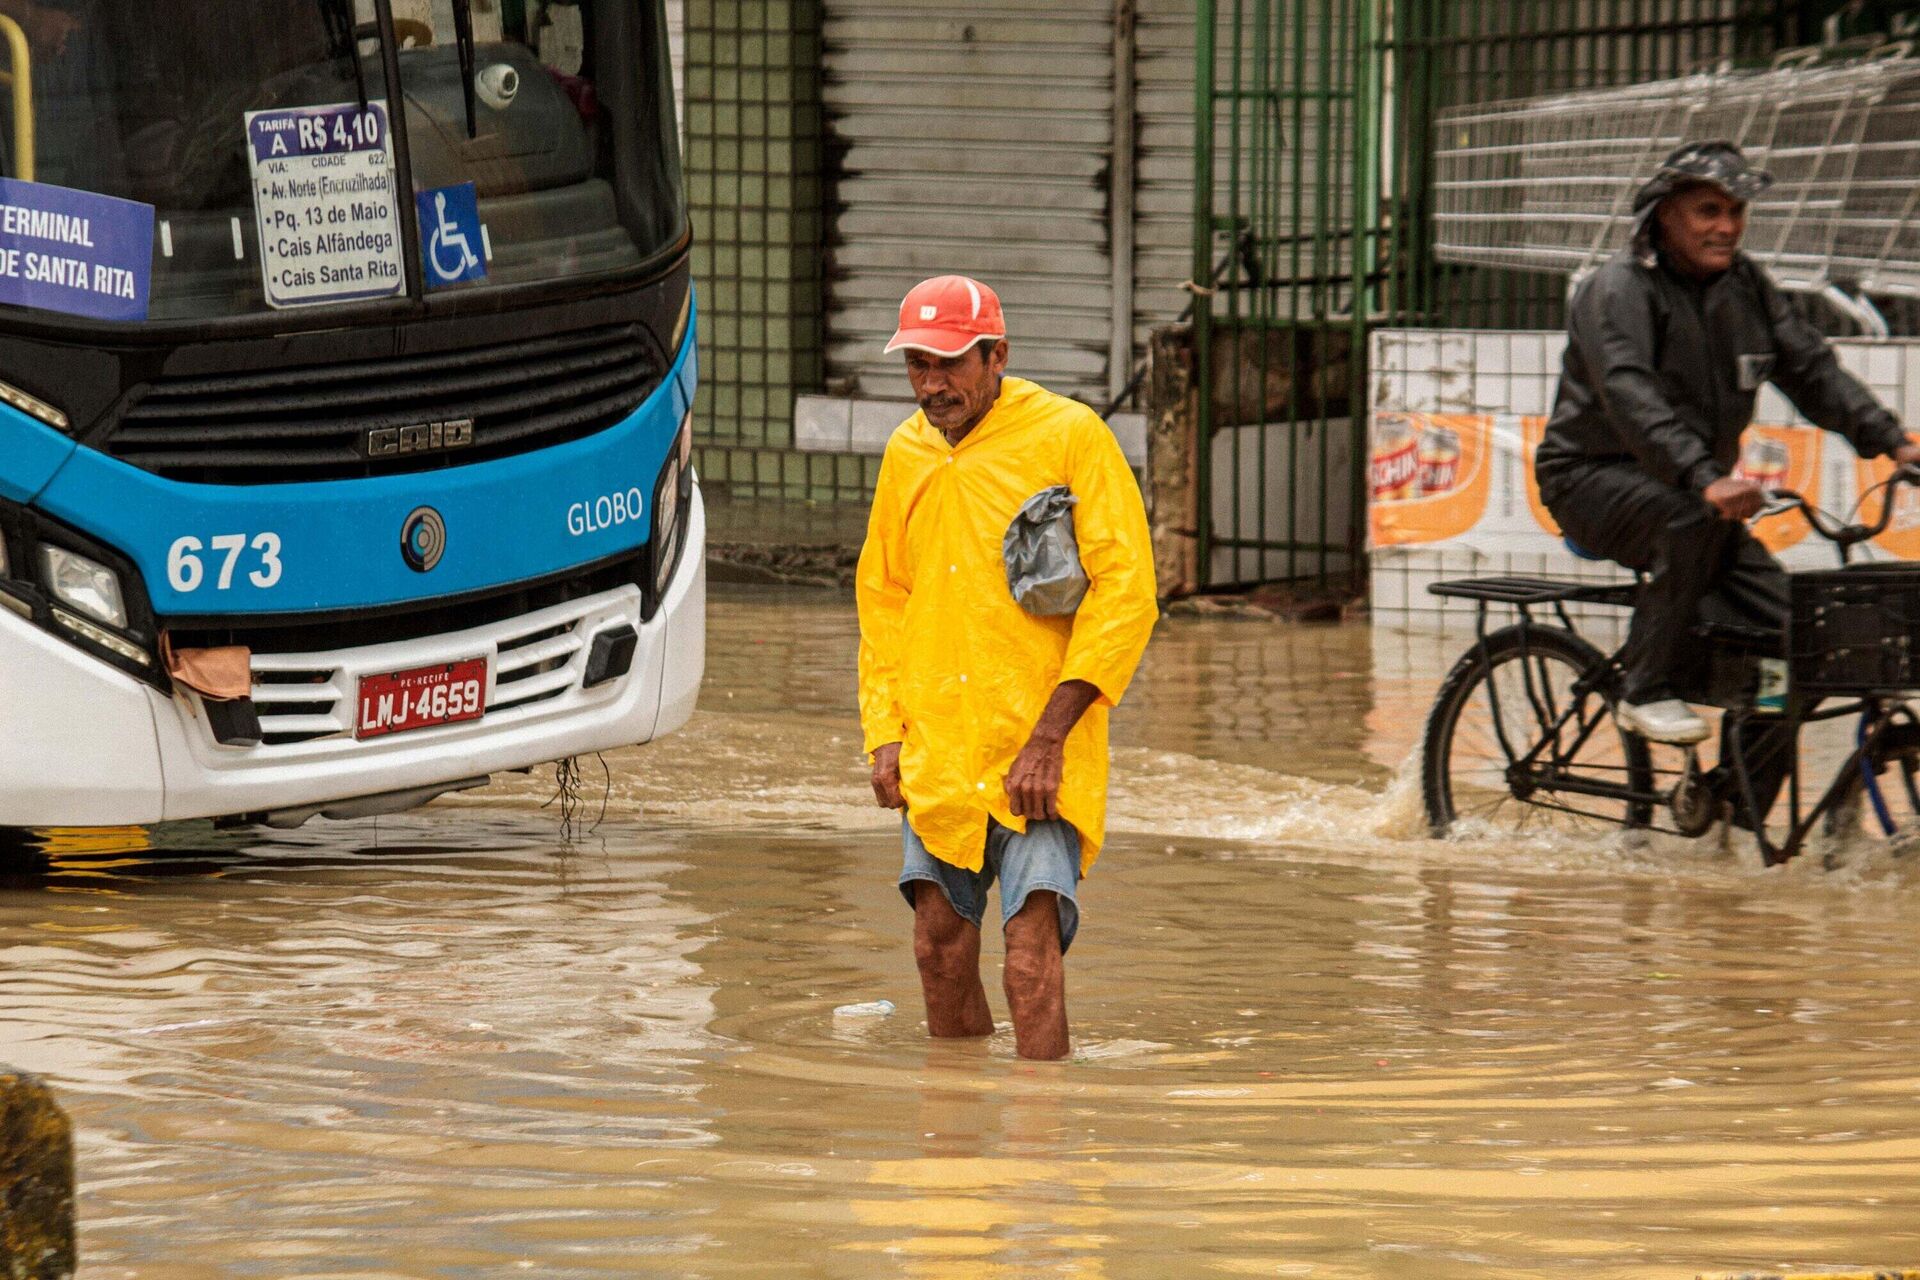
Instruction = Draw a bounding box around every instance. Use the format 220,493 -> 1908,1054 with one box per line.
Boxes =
355,658 -> 488,740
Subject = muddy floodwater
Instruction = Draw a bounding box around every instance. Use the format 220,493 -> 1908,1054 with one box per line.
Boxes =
8,585 -> 1920,1278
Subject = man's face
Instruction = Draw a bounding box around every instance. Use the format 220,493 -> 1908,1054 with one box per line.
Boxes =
905,340 -> 1008,433
1657,184 -> 1748,278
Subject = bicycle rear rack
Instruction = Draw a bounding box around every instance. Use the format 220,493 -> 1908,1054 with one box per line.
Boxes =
1428,577 -> 1636,607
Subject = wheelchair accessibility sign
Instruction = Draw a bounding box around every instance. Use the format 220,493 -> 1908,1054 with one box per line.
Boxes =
416,182 -> 488,288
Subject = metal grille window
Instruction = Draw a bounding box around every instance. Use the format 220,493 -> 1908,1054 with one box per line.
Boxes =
1188,0 -> 1802,590
1380,0 -> 1790,333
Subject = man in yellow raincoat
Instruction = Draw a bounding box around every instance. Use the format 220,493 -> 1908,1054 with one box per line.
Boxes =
857,275 -> 1158,1060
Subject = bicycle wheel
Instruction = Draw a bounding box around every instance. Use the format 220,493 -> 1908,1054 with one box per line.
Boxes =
1823,701 -> 1920,853
1422,623 -> 1655,837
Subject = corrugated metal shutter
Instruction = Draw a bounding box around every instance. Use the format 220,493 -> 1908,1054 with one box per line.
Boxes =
821,4 -> 1116,405
1131,1 -> 1199,364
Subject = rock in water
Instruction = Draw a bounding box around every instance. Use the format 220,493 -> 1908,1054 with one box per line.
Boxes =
1,1067 -> 75,1280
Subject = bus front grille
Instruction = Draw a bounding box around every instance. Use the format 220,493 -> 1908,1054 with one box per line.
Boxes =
248,616 -> 587,747
98,324 -> 662,485
208,589 -> 631,751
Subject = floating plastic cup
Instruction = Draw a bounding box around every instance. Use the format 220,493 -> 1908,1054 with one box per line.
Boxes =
833,1000 -> 895,1018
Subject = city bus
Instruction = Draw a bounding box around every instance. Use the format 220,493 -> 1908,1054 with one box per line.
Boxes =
0,0 -> 702,830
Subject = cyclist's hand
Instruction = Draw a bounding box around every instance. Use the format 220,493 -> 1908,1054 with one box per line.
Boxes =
1703,475 -> 1766,521
870,742 -> 906,810
1891,441 -> 1920,473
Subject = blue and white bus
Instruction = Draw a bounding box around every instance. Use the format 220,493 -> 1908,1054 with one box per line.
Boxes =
0,0 -> 701,830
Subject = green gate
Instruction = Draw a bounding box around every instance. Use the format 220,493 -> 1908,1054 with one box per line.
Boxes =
1190,0 -> 1810,590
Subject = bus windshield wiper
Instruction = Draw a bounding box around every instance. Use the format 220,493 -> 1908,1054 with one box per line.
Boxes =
320,0 -> 371,110
452,0 -> 478,138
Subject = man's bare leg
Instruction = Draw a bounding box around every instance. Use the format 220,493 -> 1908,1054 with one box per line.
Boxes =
913,884 -> 993,1037
1003,890 -> 1068,1060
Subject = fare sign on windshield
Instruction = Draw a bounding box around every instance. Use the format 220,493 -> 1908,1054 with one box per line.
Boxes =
244,101 -> 407,310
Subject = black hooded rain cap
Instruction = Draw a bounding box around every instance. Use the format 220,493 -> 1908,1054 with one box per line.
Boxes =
1630,140 -> 1774,264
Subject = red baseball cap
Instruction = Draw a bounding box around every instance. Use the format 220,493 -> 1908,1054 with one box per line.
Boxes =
883,275 -> 1006,357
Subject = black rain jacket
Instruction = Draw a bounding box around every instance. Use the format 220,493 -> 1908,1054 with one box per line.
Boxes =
1535,249 -> 1905,502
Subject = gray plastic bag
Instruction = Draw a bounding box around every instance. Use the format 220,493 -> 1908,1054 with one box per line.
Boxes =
1003,485 -> 1089,616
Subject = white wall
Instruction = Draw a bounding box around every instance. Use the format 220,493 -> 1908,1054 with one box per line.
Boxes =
1369,329 -> 1920,635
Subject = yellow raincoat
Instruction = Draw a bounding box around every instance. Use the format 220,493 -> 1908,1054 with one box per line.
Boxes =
856,377 -> 1158,874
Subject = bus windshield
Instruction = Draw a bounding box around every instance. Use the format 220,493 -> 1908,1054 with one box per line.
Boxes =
6,0 -> 683,324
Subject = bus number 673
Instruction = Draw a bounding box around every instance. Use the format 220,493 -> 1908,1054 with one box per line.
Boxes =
167,533 -> 285,593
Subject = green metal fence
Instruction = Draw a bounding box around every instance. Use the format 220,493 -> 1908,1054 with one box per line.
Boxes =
1190,0 -> 1815,590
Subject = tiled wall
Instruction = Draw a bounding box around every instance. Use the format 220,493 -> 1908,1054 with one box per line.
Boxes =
683,0 -> 883,502
1370,329 -> 1920,636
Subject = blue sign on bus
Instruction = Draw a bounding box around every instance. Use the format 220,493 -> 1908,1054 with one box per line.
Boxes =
417,182 -> 489,288
0,178 -> 153,322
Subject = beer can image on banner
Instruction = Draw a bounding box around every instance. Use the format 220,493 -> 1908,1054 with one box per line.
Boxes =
1735,426 -> 1822,554
1370,413 -> 1421,502
1735,435 -> 1790,489
1418,424 -> 1461,494
1368,412 -> 1491,548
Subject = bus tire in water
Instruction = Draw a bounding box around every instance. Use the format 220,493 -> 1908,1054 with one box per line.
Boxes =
1422,623 -> 1654,838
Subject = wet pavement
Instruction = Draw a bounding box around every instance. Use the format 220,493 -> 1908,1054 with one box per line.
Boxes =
6,585 -> 1920,1277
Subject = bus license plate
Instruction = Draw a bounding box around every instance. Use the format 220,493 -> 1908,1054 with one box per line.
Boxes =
355,658 -> 488,740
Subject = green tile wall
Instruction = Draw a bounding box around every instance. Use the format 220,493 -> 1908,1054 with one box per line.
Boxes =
685,0 -> 872,502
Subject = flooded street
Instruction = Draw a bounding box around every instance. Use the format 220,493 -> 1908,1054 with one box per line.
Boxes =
8,585 -> 1920,1277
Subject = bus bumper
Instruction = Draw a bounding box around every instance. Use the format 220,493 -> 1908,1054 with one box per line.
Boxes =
0,486 -> 706,829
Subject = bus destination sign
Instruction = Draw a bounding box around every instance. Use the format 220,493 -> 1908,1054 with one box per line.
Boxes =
244,101 -> 407,310
0,178 -> 153,323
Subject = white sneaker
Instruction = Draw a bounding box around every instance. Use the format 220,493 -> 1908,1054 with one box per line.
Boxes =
1617,698 -> 1710,745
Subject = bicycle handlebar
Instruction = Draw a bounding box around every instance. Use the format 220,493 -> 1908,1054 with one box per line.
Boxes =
1762,463 -> 1920,549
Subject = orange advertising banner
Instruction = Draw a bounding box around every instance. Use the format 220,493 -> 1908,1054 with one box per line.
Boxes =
1368,413 -> 1492,548
1520,416 -> 1560,537
1515,418 -> 1821,550
1853,432 -> 1920,560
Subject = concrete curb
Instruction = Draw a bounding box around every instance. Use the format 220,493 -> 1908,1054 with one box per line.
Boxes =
0,1067 -> 75,1280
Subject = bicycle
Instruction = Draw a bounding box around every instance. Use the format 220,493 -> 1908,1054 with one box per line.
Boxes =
1419,465 -> 1920,865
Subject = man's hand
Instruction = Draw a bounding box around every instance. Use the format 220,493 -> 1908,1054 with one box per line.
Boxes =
1005,681 -> 1102,822
1892,441 -> 1920,472
1703,474 -> 1766,521
870,742 -> 905,810
1006,733 -> 1066,822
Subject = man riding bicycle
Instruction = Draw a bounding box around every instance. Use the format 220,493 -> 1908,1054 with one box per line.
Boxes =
1535,141 -> 1919,762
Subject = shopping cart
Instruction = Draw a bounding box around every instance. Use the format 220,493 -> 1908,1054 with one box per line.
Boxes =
1431,44 -> 1920,325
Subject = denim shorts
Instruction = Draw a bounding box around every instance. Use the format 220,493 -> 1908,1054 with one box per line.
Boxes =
898,817 -> 1082,953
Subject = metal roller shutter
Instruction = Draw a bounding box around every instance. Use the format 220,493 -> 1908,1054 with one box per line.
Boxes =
1132,1 -> 1201,365
821,2 -> 1117,405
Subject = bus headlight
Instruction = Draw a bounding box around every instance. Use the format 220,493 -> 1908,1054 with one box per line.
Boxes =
650,412 -> 694,600
41,544 -> 130,630
651,457 -> 683,598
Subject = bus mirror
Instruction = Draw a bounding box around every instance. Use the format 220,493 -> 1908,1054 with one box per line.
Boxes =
478,64 -> 520,110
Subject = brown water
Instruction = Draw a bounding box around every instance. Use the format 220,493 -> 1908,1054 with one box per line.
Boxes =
7,585 -> 1920,1278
